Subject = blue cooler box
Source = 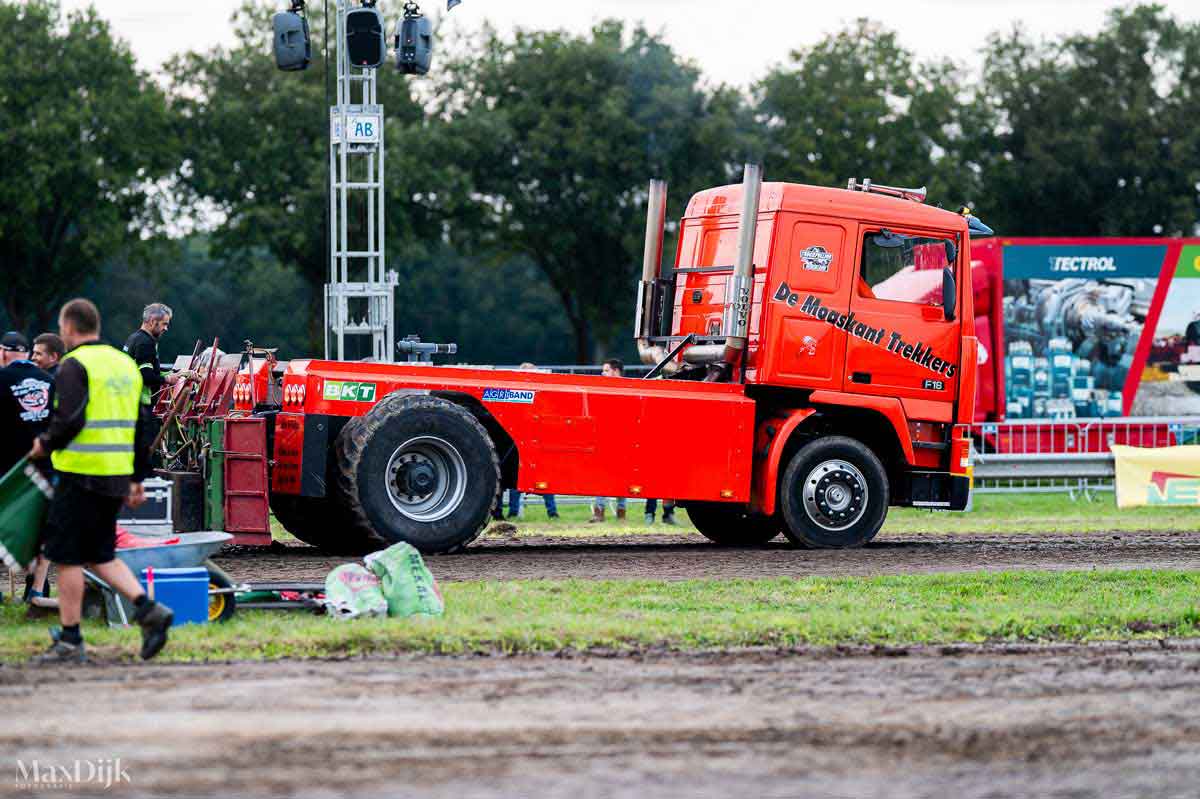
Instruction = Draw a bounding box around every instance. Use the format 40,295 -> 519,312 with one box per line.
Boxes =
139,567 -> 209,626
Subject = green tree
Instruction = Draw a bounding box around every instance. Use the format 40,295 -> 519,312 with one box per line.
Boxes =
439,21 -> 753,362
0,1 -> 177,332
756,20 -> 969,206
969,5 -> 1200,236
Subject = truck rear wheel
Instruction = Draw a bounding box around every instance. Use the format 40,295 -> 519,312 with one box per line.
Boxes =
337,395 -> 500,554
779,436 -> 888,548
685,502 -> 781,546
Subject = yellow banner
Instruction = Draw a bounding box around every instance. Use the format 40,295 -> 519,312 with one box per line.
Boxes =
1112,445 -> 1200,508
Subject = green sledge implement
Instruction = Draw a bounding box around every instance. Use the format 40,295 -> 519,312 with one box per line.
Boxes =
0,458 -> 53,571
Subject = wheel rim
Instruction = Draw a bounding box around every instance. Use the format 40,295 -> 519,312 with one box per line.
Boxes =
801,458 -> 868,532
385,436 -> 468,522
208,582 -> 226,622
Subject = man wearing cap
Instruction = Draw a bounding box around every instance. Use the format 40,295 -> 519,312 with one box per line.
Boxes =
1,332 -> 57,603
0,332 -> 55,477
28,299 -> 174,663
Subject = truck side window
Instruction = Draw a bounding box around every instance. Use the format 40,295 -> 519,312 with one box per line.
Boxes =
858,230 -> 951,306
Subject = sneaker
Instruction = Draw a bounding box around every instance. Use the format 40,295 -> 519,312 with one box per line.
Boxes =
644,513 -> 655,525
134,600 -> 173,660
662,514 -> 677,526
587,509 -> 605,524
547,513 -> 560,520
32,629 -> 86,664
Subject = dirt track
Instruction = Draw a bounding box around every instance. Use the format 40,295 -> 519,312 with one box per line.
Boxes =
212,528 -> 1200,585
4,641 -> 1200,797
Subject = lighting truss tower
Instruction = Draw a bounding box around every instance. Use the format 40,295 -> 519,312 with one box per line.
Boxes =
325,0 -> 396,362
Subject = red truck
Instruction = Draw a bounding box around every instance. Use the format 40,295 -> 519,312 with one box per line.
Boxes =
189,167 -> 978,555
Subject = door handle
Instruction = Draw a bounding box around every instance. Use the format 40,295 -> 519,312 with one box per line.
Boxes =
851,372 -> 872,384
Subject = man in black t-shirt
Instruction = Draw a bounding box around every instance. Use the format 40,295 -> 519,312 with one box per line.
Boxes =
0,331 -> 54,476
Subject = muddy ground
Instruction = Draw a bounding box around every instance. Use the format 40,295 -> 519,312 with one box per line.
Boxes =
212,528 -> 1200,585
2,641 -> 1199,798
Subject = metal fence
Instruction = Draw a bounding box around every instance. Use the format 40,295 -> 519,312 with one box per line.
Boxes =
969,416 -> 1200,496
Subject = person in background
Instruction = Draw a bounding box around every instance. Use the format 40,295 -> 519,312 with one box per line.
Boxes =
511,362 -> 559,520
645,498 -> 677,526
0,332 -> 54,475
123,303 -> 195,411
0,332 -> 56,601
590,358 -> 627,523
31,333 -> 65,376
28,299 -> 173,663
492,362 -> 560,521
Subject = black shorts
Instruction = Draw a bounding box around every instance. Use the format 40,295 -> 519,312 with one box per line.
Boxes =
42,475 -> 124,566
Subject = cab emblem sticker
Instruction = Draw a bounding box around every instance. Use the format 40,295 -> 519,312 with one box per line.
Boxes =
800,245 -> 833,272
800,336 -> 818,356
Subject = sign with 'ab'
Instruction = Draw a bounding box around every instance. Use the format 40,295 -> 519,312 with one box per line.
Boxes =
330,106 -> 383,144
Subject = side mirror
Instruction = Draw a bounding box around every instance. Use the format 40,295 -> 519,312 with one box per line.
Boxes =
942,266 -> 957,321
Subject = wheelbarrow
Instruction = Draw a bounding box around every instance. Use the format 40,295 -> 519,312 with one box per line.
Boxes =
87,531 -> 242,625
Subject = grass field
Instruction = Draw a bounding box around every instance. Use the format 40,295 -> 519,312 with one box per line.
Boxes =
4,569 -> 1200,663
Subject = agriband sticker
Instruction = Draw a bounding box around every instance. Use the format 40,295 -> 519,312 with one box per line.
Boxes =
482,388 -> 536,404
772,282 -> 957,379
322,381 -> 377,402
800,245 -> 833,272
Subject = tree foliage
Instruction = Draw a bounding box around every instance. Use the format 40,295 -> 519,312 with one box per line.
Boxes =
0,0 -> 176,331
439,21 -> 754,361
756,19 -> 969,203
968,5 -> 1200,236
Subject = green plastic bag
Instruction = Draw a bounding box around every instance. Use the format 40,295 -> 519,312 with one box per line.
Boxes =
323,563 -> 388,619
365,542 -> 444,618
0,458 -> 53,571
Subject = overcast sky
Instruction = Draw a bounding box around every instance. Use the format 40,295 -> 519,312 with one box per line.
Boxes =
64,1 -> 1195,86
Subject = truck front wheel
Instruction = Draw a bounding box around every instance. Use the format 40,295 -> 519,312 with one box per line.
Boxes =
338,396 -> 500,554
779,436 -> 888,548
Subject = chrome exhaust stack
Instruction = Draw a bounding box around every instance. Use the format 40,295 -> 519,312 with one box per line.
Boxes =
684,163 -> 762,378
635,179 -> 679,373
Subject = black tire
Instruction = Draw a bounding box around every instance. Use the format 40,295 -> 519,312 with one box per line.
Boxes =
779,436 -> 889,549
268,492 -> 380,556
206,567 -> 237,623
338,395 -> 500,554
685,502 -> 781,546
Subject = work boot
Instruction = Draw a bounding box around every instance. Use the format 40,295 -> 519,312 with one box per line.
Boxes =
588,507 -> 605,524
134,600 -> 174,661
32,629 -> 86,664
616,507 -> 627,522
644,513 -> 655,525
662,512 -> 677,526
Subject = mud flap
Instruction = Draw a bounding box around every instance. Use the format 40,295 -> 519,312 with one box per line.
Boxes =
905,471 -> 969,510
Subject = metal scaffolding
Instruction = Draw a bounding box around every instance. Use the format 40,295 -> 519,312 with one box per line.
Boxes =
325,0 -> 396,362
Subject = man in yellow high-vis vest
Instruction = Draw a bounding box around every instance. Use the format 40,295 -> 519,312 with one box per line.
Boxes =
28,299 -> 174,663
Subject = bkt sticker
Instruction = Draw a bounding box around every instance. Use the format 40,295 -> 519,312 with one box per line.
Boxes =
323,381 -> 377,402
800,245 -> 833,272
482,388 -> 535,404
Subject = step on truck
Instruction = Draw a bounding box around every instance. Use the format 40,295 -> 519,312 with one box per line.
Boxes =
203,166 -> 983,554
